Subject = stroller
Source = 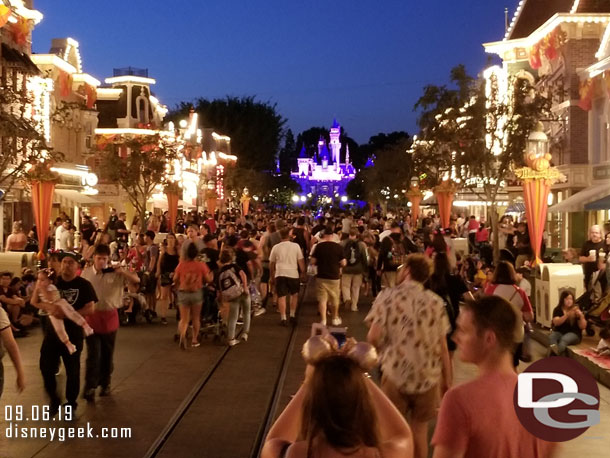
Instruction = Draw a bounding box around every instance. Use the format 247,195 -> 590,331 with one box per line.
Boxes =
577,268 -> 610,335
199,286 -> 226,342
583,293 -> 610,336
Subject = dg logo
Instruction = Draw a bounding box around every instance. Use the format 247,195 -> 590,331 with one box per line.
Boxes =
513,357 -> 600,442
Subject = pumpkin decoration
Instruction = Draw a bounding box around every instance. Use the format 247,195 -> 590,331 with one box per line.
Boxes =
526,152 -> 552,172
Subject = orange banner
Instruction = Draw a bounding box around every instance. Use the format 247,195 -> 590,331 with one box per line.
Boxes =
242,198 -> 250,216
166,191 -> 179,234
410,195 -> 422,228
522,178 -> 550,266
0,5 -> 10,28
207,197 -> 217,215
30,181 -> 55,260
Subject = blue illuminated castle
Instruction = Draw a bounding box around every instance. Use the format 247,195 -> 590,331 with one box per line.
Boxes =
291,119 -> 356,198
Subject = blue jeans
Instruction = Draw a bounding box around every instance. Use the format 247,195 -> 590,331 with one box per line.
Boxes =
549,331 -> 581,354
227,294 -> 251,340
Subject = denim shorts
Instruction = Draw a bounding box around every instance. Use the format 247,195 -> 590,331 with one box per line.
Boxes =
177,290 -> 203,306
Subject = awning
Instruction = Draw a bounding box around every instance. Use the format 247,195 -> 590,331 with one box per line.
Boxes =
506,202 -> 526,213
585,194 -> 610,210
548,184 -> 610,213
151,199 -> 194,210
54,189 -> 101,205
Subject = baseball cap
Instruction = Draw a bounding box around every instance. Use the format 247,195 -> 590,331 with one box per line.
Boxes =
60,251 -> 80,262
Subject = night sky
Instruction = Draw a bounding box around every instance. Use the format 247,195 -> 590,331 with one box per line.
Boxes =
32,0 -> 520,143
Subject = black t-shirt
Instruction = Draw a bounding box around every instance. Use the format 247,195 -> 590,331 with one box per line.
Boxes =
0,286 -> 15,312
581,240 -> 604,285
115,220 -> 128,243
80,221 -> 95,244
50,276 -> 98,342
552,305 -> 583,337
201,247 -> 220,272
235,249 -> 254,281
515,231 -> 532,256
312,241 -> 345,280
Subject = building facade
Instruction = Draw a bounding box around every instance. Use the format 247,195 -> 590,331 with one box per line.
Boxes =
484,0 -> 610,249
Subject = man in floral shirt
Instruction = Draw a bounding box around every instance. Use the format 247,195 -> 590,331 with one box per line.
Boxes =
366,253 -> 452,458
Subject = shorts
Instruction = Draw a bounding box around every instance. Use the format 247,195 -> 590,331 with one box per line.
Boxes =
275,277 -> 300,297
160,272 -> 173,287
381,375 -> 439,422
381,271 -> 397,288
177,290 -> 203,306
316,278 -> 340,306
261,266 -> 270,283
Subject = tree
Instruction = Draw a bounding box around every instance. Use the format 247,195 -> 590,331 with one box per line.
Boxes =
170,96 -> 286,171
278,128 -> 297,174
357,131 -> 411,169
0,83 -> 60,200
412,65 -> 553,263
347,137 -> 414,212
98,134 -> 179,231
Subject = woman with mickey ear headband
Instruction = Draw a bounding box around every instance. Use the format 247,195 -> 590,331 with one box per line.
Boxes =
262,336 -> 413,458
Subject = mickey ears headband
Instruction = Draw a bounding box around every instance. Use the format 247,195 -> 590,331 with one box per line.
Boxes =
301,335 -> 378,372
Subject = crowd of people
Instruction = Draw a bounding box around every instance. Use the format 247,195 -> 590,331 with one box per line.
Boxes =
2,204 -> 610,458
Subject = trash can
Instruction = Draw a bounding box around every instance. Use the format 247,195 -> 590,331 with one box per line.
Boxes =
536,263 -> 584,328
453,238 -> 468,257
0,252 -> 38,277
534,265 -> 548,327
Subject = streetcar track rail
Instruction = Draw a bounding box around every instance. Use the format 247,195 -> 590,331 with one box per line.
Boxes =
145,279 -> 310,458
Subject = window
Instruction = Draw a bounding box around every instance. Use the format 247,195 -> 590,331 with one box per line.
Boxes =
135,92 -> 149,123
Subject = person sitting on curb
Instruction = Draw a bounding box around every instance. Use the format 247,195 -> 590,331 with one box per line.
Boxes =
549,291 -> 586,356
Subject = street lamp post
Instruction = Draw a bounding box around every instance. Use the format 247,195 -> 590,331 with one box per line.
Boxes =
514,122 -> 564,266
406,176 -> 423,229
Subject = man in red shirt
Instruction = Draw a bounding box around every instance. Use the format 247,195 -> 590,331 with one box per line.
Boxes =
431,296 -> 557,458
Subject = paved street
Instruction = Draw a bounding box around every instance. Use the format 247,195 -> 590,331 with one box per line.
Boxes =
1,285 -> 609,457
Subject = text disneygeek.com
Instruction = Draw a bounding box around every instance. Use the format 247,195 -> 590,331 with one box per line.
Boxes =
5,423 -> 132,441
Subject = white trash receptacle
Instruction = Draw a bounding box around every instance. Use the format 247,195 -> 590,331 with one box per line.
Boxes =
537,263 -> 584,328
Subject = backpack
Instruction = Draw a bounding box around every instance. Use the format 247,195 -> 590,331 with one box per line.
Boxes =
218,265 -> 244,301
344,240 -> 359,266
388,239 -> 407,268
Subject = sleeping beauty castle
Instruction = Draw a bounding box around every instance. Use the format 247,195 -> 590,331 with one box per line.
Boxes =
291,119 -> 356,198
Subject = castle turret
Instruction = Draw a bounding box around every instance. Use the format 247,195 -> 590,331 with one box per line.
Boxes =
297,143 -> 309,176
329,118 -> 341,169
320,141 -> 330,170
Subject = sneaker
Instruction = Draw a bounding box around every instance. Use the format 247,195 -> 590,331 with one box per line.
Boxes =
549,343 -> 559,355
254,307 -> 267,317
350,306 -> 359,312
161,318 -> 168,325
237,318 -> 244,325
331,317 -> 342,326
289,316 -> 297,326
83,389 -> 95,402
191,341 -> 201,348
280,319 -> 288,327
228,339 -> 239,347
241,333 -> 248,342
